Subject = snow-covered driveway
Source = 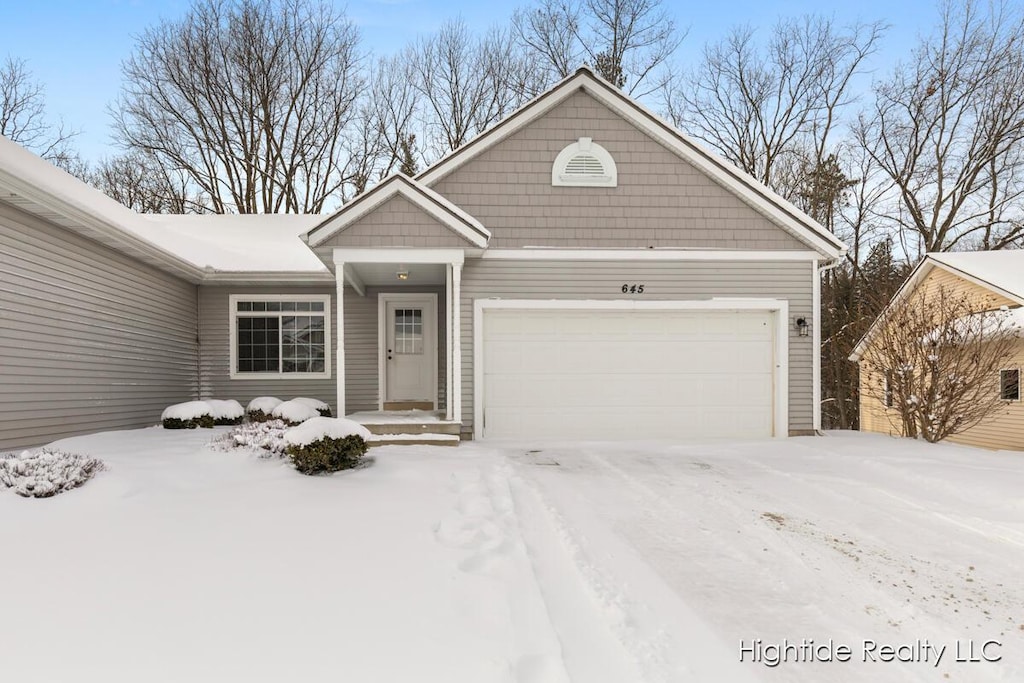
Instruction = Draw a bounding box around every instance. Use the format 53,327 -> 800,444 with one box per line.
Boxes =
0,429 -> 1021,682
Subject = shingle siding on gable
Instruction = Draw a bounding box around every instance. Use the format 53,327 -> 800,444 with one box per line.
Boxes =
316,195 -> 474,249
429,89 -> 807,250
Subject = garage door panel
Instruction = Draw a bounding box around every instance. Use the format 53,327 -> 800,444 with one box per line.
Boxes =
481,308 -> 777,440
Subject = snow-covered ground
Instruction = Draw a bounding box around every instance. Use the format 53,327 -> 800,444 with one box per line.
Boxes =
1,429 -> 1021,682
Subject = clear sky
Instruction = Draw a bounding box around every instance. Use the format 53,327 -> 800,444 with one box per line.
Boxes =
1,0 -> 937,162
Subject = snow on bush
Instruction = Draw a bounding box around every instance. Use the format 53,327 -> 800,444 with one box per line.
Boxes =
206,399 -> 244,425
272,399 -> 320,425
0,449 -> 105,498
283,417 -> 371,447
292,397 -> 332,417
209,419 -> 290,458
247,396 -> 283,422
162,401 -> 214,429
284,418 -> 371,475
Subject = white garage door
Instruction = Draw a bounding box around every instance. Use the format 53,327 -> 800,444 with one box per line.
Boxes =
480,307 -> 776,440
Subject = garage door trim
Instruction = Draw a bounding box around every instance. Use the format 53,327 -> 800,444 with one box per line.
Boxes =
473,298 -> 790,439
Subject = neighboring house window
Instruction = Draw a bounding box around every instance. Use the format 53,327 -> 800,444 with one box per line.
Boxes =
883,369 -> 894,408
1000,369 -> 1020,401
229,295 -> 331,379
552,137 -> 617,187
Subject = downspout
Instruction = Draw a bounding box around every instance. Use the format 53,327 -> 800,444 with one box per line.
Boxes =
194,283 -> 202,401
815,255 -> 844,436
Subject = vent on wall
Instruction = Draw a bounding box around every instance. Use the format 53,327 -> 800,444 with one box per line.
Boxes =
552,137 -> 617,187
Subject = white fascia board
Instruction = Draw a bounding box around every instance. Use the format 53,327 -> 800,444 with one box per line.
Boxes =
333,248 -> 466,266
473,296 -> 790,438
201,270 -> 334,284
925,260 -> 1024,307
479,249 -> 822,261
307,176 -> 489,248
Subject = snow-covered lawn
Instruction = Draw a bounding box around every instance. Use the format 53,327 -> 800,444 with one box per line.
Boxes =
1,429 -> 1022,682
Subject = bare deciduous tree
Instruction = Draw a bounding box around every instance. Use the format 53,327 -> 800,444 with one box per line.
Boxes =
89,152 -> 202,213
411,20 -> 542,159
857,0 -> 1024,253
669,17 -> 883,197
0,56 -> 79,168
113,0 -> 363,213
861,284 -> 1019,442
513,0 -> 683,96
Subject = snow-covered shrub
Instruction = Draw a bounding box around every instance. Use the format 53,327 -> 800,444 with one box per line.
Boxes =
271,399 -> 320,426
207,399 -> 244,426
247,396 -> 283,422
162,401 -> 215,429
0,449 -> 105,498
283,417 -> 371,475
292,396 -> 332,417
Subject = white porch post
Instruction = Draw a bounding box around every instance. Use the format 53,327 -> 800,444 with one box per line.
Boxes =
445,264 -> 454,421
335,263 -> 346,416
452,262 -> 462,426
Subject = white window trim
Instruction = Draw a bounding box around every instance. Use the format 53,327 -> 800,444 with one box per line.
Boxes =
552,137 -> 618,187
472,298 -> 789,440
229,294 -> 332,380
999,368 -> 1020,401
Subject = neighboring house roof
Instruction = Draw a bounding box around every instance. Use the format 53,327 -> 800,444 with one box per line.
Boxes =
305,174 -> 491,249
849,250 -> 1024,362
414,66 -> 847,259
0,135 -> 204,282
137,214 -> 327,274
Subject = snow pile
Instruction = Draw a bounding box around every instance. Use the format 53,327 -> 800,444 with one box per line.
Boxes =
206,399 -> 244,424
283,417 -> 372,447
0,449 -> 105,498
271,400 -> 320,425
292,396 -> 331,417
247,396 -> 282,414
161,401 -> 213,421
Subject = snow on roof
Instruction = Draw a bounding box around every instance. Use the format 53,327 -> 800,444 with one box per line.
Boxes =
928,250 -> 1024,302
136,214 -> 327,273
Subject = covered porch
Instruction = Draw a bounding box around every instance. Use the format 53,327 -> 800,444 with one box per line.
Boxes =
333,248 -> 465,431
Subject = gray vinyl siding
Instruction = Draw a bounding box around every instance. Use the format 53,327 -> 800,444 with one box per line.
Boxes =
459,259 -> 813,437
429,89 -> 808,251
197,285 -> 446,415
0,201 -> 198,451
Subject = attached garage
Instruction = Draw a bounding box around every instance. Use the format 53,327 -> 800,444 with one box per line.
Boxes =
474,301 -> 788,440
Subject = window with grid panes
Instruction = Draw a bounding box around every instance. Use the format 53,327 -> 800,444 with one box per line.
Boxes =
231,297 -> 329,377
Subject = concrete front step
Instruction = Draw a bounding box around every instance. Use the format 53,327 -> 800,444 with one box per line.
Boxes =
367,433 -> 460,447
362,422 -> 461,436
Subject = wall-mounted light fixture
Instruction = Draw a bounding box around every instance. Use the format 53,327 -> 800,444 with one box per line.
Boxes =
795,317 -> 809,337
396,267 -> 409,280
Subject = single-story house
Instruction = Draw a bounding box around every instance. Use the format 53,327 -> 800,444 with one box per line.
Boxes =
850,250 -> 1024,450
0,67 -> 847,451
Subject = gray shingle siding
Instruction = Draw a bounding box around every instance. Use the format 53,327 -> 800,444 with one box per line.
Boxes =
0,201 -> 198,451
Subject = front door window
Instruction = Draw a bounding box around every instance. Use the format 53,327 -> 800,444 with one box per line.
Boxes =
393,309 -> 424,354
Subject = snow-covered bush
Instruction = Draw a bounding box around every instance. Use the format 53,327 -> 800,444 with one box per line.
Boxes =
162,401 -> 215,429
218,419 -> 289,457
247,396 -> 283,422
0,449 -> 105,498
292,396 -> 332,417
271,399 -> 320,426
207,399 -> 244,426
284,417 -> 371,475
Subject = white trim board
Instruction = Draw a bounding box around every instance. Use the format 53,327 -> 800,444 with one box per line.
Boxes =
377,292 -> 439,410
333,248 -> 466,266
479,249 -> 822,261
472,298 -> 789,440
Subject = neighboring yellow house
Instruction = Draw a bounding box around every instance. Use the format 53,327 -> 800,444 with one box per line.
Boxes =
850,251 -> 1024,451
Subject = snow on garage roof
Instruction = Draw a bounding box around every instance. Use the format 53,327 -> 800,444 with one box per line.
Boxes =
927,250 -> 1024,302
136,214 -> 327,273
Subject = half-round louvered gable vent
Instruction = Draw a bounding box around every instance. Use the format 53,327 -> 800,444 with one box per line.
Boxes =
552,137 -> 617,187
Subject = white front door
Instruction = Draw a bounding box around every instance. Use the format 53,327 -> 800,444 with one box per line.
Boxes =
383,296 -> 436,404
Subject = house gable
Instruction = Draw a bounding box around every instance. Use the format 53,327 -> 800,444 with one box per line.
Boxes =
315,195 -> 479,249
426,88 -> 808,250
